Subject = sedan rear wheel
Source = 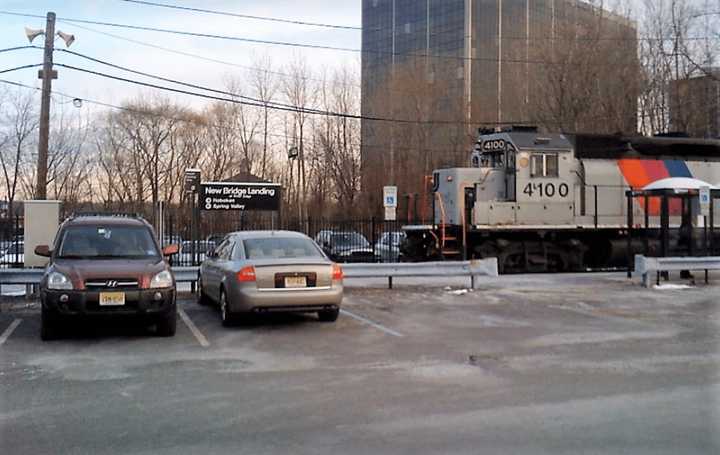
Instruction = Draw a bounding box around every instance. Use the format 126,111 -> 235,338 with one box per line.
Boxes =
197,277 -> 211,306
220,290 -> 234,327
318,308 -> 339,323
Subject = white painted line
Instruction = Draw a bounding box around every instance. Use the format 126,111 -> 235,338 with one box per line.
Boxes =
178,308 -> 210,347
340,309 -> 403,337
0,318 -> 22,346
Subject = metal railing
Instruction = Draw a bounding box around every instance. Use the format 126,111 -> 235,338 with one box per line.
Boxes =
343,259 -> 499,289
0,259 -> 499,294
634,254 -> 720,288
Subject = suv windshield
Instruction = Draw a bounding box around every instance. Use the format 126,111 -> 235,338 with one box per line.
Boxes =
331,233 -> 369,248
57,225 -> 160,259
244,237 -> 323,259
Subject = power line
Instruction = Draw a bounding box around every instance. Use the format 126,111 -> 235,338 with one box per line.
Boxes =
57,48 -> 332,115
0,11 -> 558,66
58,21 -> 361,88
56,62 -> 535,126
2,10 -> 716,69
0,45 -> 37,54
0,77 -> 280,140
1,77 -> 714,158
117,0 -> 361,31
0,63 -> 42,75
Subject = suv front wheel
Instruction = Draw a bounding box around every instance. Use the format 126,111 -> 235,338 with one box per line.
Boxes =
40,307 -> 60,341
156,307 -> 177,337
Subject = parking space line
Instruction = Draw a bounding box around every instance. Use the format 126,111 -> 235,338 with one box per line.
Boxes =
0,318 -> 22,346
178,308 -> 210,347
340,309 -> 403,337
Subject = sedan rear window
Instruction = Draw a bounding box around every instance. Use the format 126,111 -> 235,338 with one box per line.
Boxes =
243,237 -> 323,259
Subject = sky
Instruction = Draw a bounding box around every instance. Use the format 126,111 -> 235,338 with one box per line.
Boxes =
0,0 -> 362,112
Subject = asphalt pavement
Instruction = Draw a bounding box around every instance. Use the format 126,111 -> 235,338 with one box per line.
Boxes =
1,273 -> 719,454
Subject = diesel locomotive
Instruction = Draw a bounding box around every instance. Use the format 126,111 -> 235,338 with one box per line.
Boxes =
402,127 -> 720,272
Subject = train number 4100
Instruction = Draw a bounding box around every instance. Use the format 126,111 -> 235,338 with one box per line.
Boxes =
523,182 -> 569,198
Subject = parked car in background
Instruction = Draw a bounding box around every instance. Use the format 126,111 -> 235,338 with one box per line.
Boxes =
206,234 -> 225,245
162,234 -> 183,247
314,231 -> 377,263
0,241 -> 23,266
35,214 -> 179,340
374,231 -> 406,262
198,231 -> 343,326
178,240 -> 216,265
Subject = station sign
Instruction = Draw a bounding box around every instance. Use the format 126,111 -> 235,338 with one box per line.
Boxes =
699,186 -> 711,216
184,168 -> 201,194
200,182 -> 281,211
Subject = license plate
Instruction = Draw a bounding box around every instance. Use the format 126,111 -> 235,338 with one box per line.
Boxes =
99,292 -> 125,306
284,276 -> 307,288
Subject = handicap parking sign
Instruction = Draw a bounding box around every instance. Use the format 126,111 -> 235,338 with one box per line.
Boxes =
383,186 -> 398,208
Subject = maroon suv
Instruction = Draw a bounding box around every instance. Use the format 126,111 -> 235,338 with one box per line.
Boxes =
35,214 -> 179,340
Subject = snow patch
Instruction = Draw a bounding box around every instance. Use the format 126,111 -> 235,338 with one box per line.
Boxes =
653,284 -> 693,290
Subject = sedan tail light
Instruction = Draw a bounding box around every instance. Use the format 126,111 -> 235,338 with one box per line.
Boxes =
332,263 -> 344,281
237,266 -> 256,282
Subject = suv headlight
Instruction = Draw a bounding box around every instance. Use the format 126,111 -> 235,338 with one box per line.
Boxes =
150,270 -> 174,289
47,271 -> 73,290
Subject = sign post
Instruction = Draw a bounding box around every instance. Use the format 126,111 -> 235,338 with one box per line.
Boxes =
383,185 -> 398,221
700,186 -> 710,217
184,168 -> 201,269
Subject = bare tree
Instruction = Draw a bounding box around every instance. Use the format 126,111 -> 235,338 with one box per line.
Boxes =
282,56 -> 317,220
225,78 -> 263,177
0,88 -> 37,216
251,55 -> 279,180
317,66 -> 362,212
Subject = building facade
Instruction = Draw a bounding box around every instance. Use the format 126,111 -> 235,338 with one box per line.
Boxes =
361,0 -> 638,213
669,69 -> 720,138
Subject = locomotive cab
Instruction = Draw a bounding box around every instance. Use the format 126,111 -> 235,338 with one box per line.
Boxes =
470,132 -> 575,226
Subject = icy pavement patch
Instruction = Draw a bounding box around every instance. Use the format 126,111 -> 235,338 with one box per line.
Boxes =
446,288 -> 472,296
525,330 -> 679,347
1,285 -> 26,296
653,283 -> 694,290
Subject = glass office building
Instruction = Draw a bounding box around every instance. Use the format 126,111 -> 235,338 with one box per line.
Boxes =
361,0 -> 638,206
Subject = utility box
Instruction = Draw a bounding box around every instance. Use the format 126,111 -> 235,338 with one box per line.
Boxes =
24,200 -> 61,268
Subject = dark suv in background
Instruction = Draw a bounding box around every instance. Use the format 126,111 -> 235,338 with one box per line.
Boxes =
35,214 -> 179,340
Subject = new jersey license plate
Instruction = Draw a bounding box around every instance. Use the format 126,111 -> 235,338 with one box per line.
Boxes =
284,276 -> 307,288
99,292 -> 125,306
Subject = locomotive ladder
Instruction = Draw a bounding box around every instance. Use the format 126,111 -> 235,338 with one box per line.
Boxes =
434,192 -> 462,259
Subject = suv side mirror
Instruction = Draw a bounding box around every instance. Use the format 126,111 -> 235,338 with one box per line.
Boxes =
35,245 -> 51,257
162,244 -> 179,256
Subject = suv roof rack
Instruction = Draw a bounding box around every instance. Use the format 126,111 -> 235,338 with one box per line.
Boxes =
68,212 -> 144,220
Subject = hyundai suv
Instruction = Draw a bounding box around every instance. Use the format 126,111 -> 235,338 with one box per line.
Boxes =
35,214 -> 179,340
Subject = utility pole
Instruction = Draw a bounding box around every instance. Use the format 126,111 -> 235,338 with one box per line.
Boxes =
36,12 -> 56,200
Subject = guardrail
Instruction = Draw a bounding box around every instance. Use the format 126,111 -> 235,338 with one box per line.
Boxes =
0,267 -> 201,286
343,259 -> 499,289
0,259 -> 499,294
634,255 -> 720,288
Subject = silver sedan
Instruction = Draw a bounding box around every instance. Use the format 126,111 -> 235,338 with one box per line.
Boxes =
198,231 -> 343,326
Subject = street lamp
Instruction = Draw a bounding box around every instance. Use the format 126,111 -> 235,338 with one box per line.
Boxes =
288,146 -> 300,222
